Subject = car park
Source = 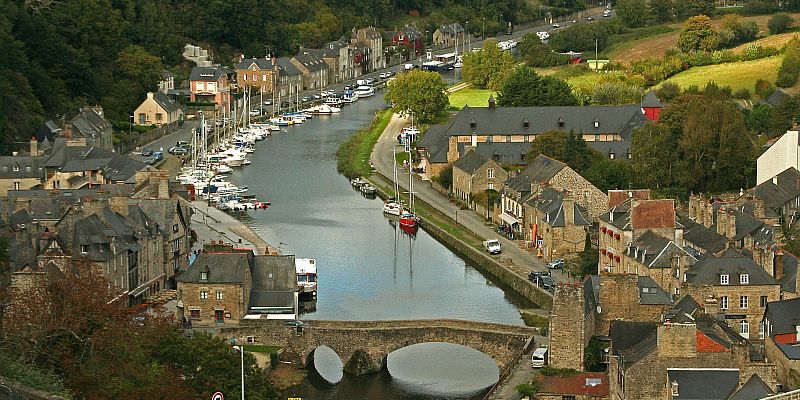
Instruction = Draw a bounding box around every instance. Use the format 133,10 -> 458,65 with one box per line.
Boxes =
483,239 -> 502,254
547,259 -> 565,269
141,148 -> 153,156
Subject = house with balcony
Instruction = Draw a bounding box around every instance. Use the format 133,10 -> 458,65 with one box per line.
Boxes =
189,67 -> 231,113
133,92 -> 183,126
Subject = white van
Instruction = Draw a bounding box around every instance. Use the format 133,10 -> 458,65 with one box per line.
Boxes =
531,346 -> 548,368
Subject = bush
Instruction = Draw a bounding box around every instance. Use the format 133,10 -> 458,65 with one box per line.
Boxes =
741,45 -> 780,61
549,23 -> 612,53
776,39 -> 800,88
516,382 -> 540,396
657,82 -> 682,102
733,88 -> 752,99
518,33 -> 571,67
743,0 -> 779,14
755,78 -> 776,98
0,352 -> 71,398
769,13 -> 795,35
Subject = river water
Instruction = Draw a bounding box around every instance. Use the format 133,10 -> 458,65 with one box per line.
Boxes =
226,87 -> 527,399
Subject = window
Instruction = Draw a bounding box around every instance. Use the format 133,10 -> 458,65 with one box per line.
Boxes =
200,272 -> 208,281
81,244 -> 89,253
740,295 -> 749,309
720,274 -> 729,285
487,169 -> 494,179
760,322 -> 765,340
200,290 -> 208,299
720,296 -> 728,310
243,73 -> 248,81
740,321 -> 749,338
190,309 -> 200,319
740,274 -> 749,284
12,165 -> 19,172
155,113 -> 163,121
173,223 -> 179,233
216,291 -> 223,300
13,182 -> 20,190
761,295 -> 768,308
488,182 -> 494,190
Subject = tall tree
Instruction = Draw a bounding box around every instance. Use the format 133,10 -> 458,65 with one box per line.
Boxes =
677,15 -> 719,53
461,39 -> 516,90
385,70 -> 448,122
496,66 -> 578,107
631,122 -> 680,188
616,0 -> 650,28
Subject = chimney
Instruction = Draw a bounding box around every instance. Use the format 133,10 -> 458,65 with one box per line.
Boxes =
717,210 -> 728,237
146,92 -> 154,100
727,211 -> 737,239
704,296 -> 719,316
563,191 -> 575,225
488,95 -> 495,109
641,250 -> 646,263
775,250 -> 785,280
158,175 -> 169,199
30,136 -> 39,157
754,199 -> 766,220
773,176 -> 778,185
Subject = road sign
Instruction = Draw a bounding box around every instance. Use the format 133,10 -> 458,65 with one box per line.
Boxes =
211,392 -> 224,400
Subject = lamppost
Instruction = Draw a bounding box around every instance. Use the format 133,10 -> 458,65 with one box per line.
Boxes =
465,21 -> 470,51
482,17 -> 486,39
231,342 -> 245,400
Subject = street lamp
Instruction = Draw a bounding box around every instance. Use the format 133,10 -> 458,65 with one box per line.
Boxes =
482,17 -> 486,39
232,344 -> 245,400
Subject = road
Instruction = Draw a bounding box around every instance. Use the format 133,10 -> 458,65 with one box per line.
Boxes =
371,113 -> 577,285
127,121 -> 198,164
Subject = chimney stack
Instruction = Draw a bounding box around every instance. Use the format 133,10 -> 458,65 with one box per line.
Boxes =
30,136 -> 39,157
775,250 -> 785,281
488,94 -> 495,109
563,191 -> 575,226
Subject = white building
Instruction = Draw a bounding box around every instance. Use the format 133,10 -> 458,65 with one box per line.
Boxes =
757,130 -> 800,185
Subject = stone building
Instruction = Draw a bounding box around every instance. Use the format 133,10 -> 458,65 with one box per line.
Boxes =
0,155 -> 44,197
276,57 -> 303,100
451,150 -> 507,207
432,23 -> 465,47
133,91 -> 183,126
619,231 -> 697,296
549,282 -> 586,370
235,57 -> 278,93
763,298 -> 800,389
594,274 -> 673,336
291,51 -> 330,91
523,188 -> 590,262
352,26 -> 384,72
684,255 -> 781,342
189,67 -> 231,113
753,167 -> 800,227
599,197 -> 676,274
176,252 -> 253,325
666,368 -> 774,399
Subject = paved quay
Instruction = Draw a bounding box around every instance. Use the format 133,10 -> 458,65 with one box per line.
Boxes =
190,200 -> 278,255
371,113 -> 575,284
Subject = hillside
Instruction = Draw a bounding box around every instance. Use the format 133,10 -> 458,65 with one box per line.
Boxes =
658,55 -> 782,91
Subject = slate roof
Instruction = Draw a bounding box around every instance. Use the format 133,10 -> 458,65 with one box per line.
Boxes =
151,91 -> 179,114
729,373 -> 774,400
626,230 -> 697,269
438,23 -> 465,36
251,255 -> 298,291
695,313 -> 743,350
400,25 -> 422,40
8,209 -> 33,231
276,57 -> 302,76
638,276 -> 673,305
764,297 -> 800,335
456,142 -> 529,165
608,189 -> 650,208
453,150 -> 490,174
609,320 -> 658,367
584,275 -> 600,317
0,156 -> 45,179
642,90 -> 662,108
685,256 -> 779,286
293,52 -> 328,72
189,67 -> 226,82
761,88 -> 791,107
753,167 -> 800,212
176,252 -> 250,284
43,145 -> 146,183
777,343 -> 800,360
73,213 -> 118,262
235,57 -> 275,70
525,187 -> 590,227
664,294 -> 702,323
667,369 -> 740,400
780,251 -> 798,293
70,108 -> 111,139
680,217 -> 728,254
601,198 -> 675,231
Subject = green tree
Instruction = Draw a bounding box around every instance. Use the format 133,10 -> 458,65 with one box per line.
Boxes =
518,33 -> 570,67
755,79 -> 776,99
583,159 -> 633,191
656,82 -> 682,102
461,39 -> 516,89
746,104 -> 774,134
385,70 -> 448,122
525,130 -> 568,163
496,66 -> 578,107
677,15 -> 719,53
616,0 -> 650,28
549,23 -> 612,53
649,0 -> 673,23
777,39 -> 800,88
631,122 -> 680,188
769,13 -> 795,35
590,82 -> 643,105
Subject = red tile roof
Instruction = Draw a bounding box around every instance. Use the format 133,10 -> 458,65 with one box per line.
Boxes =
608,189 -> 651,208
631,199 -> 675,230
537,372 -> 609,397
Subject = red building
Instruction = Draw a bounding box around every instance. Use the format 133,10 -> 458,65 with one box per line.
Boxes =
642,90 -> 662,122
391,24 -> 424,57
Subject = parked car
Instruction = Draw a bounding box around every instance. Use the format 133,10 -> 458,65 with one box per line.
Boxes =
141,148 -> 153,157
380,72 -> 390,79
152,151 -> 164,162
249,109 -> 261,116
547,259 -> 565,269
169,146 -> 188,155
587,16 -> 595,21
483,239 -> 502,254
538,276 -> 555,291
552,23 -> 561,28
528,271 -> 549,282
603,10 -> 611,17
365,78 -> 376,85
176,141 -> 190,148
145,157 -> 158,165
263,100 -> 273,106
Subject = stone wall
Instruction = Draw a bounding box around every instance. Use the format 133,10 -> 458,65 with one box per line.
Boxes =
177,281 -> 248,325
550,168 -> 608,222
657,324 -> 697,358
0,177 -> 42,197
548,283 -> 585,370
684,283 -> 781,342
597,274 -> 666,336
766,335 -> 800,389
221,319 -> 536,375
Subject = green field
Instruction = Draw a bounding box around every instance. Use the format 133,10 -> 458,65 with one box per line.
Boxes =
659,56 -> 782,91
449,88 -> 496,109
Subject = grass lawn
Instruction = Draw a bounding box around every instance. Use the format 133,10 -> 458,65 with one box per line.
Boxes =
448,88 -> 496,109
732,32 -> 800,53
658,55 -> 781,91
241,345 -> 282,354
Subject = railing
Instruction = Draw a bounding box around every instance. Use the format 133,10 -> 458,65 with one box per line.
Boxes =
481,335 -> 536,400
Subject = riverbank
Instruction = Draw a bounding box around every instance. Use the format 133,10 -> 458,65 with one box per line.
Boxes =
336,108 -> 392,179
190,200 -> 278,255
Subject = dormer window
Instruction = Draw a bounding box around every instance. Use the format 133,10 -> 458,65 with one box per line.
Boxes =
593,117 -> 599,128
523,118 -> 529,129
81,245 -> 89,253
558,117 -> 565,127
609,150 -> 615,160
470,118 -> 476,128
13,165 -> 19,172
720,274 -> 729,285
200,271 -> 208,281
740,274 -> 749,284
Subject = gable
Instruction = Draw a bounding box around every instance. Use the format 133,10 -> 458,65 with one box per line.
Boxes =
696,330 -> 728,353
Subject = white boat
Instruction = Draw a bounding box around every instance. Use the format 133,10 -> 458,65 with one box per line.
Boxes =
223,155 -> 244,167
342,92 -> 359,103
214,164 -> 233,174
355,85 -> 375,97
325,97 -> 343,107
292,115 -> 305,124
351,177 -> 367,187
295,258 -> 318,296
360,184 -> 376,195
383,199 -> 402,216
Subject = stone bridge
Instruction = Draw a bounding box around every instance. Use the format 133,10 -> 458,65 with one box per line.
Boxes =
220,319 -> 538,375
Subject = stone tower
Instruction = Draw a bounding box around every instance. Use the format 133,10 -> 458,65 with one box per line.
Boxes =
548,281 -> 585,370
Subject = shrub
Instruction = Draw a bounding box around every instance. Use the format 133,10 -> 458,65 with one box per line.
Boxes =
549,22 -> 612,53
777,39 -> 800,88
733,88 -> 752,99
742,45 -> 779,61
769,13 -> 795,35
657,82 -> 682,102
755,79 -> 776,98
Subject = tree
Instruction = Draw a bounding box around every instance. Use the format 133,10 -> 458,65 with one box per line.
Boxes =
649,0 -> 673,23
631,122 -> 680,188
777,39 -> 800,88
616,0 -> 649,28
769,13 -> 795,35
583,159 -> 633,191
496,66 -> 578,107
677,15 -> 719,53
755,79 -> 776,99
746,104 -> 774,134
461,39 -> 516,90
518,33 -> 570,68
656,82 -> 682,102
385,70 -> 448,122
525,130 -> 568,163
548,23 -> 612,53
524,130 -> 600,175
590,82 -> 643,105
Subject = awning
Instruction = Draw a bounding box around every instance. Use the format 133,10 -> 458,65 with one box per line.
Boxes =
499,213 -> 520,226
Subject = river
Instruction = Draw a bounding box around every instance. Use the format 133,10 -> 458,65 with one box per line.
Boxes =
226,87 -> 528,399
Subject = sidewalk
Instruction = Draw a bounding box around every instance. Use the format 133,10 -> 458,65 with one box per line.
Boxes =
190,200 -> 278,255
370,113 -> 575,284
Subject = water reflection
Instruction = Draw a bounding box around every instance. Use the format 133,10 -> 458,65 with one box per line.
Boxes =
313,346 -> 343,384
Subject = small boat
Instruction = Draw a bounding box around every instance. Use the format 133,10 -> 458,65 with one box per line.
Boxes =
355,85 -> 375,97
242,159 -> 252,165
271,117 -> 291,126
325,97 -> 343,107
383,200 -> 402,216
400,211 -> 418,228
350,177 -> 367,187
215,164 -> 233,174
360,184 -> 376,195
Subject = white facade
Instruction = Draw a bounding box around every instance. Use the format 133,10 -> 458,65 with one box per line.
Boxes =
758,130 -> 800,185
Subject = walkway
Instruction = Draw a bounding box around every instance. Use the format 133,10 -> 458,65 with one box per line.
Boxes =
190,200 -> 278,255
371,113 -> 575,284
